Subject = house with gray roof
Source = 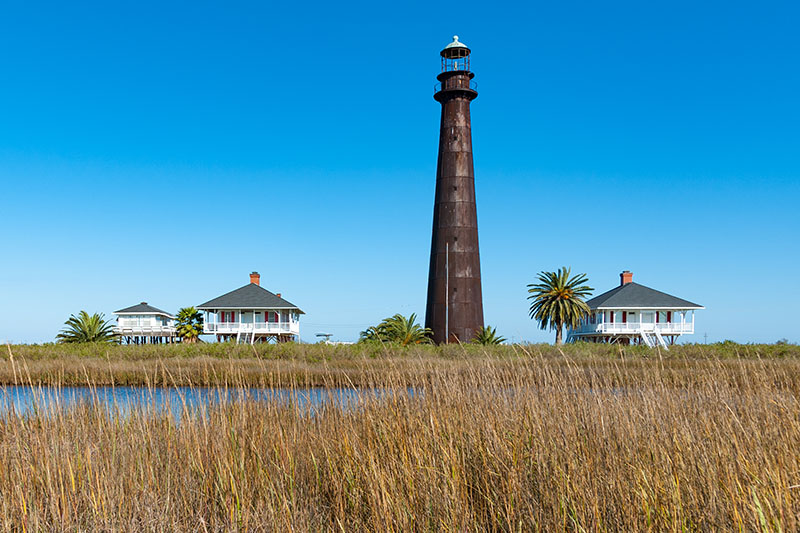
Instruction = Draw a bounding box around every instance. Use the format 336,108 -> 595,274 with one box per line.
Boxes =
567,271 -> 703,349
113,302 -> 177,344
197,272 -> 303,344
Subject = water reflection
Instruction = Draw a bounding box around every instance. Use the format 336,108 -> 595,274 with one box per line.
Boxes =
0,386 -> 375,419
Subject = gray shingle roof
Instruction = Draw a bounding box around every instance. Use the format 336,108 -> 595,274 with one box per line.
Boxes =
585,282 -> 703,310
197,283 -> 304,313
114,302 -> 174,316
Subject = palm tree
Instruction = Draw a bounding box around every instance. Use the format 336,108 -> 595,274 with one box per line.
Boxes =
359,325 -> 385,343
527,267 -> 593,345
359,313 -> 433,346
386,313 -> 433,346
472,325 -> 506,345
56,311 -> 116,343
176,307 -> 204,343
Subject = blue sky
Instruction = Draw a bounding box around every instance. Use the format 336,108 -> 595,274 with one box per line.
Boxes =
1,1 -> 798,344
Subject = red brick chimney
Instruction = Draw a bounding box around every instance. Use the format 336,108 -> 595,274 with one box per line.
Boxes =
620,270 -> 633,286
250,272 -> 260,286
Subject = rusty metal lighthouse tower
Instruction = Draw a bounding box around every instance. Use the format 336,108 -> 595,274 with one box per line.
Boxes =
425,35 -> 484,344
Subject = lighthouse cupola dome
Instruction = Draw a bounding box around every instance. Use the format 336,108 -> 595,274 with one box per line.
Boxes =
440,35 -> 472,73
441,35 -> 471,58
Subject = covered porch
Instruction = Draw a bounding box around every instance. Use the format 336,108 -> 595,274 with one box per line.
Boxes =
202,309 -> 300,343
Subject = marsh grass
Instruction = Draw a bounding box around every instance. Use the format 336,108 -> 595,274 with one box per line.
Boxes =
0,344 -> 798,530
2,341 -> 798,387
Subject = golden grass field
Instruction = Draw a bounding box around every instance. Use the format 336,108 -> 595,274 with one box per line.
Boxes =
0,342 -> 798,531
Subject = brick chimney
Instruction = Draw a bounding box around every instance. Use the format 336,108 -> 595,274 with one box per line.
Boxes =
620,270 -> 633,286
250,271 -> 260,286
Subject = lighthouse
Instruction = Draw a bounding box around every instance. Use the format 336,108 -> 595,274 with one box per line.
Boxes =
425,36 -> 484,344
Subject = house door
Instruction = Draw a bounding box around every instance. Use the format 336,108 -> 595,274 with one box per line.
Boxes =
641,312 -> 655,331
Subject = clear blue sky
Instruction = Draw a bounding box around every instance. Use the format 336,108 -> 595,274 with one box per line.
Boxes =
1,1 -> 798,344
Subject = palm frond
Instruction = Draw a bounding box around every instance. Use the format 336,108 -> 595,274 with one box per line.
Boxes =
471,326 -> 506,345
176,307 -> 204,343
56,311 -> 116,344
359,313 -> 433,345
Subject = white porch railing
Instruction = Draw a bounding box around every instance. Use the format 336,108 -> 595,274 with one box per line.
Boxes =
113,326 -> 177,335
204,322 -> 299,335
570,321 -> 694,336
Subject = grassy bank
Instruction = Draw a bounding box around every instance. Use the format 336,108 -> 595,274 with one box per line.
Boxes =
1,341 -> 799,387
8,340 -> 800,361
0,354 -> 798,530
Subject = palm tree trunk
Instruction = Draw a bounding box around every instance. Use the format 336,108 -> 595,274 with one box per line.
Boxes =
555,324 -> 563,345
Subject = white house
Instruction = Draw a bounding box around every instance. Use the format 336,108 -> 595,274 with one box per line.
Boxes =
113,302 -> 177,344
567,271 -> 703,349
197,272 -> 303,344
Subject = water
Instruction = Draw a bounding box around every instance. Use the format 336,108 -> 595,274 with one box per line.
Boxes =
0,385 -> 374,419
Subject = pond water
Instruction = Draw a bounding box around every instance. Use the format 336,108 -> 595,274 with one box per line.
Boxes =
0,385 -> 377,419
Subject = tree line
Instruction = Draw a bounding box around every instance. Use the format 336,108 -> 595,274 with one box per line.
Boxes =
357,266 -> 591,345
56,267 -> 593,345
56,307 -> 204,344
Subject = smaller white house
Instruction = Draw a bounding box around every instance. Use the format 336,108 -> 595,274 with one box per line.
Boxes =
567,271 -> 703,349
113,302 -> 177,344
197,272 -> 303,344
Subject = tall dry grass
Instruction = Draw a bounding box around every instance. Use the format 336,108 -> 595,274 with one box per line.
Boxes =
0,348 -> 798,530
2,341 -> 799,387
